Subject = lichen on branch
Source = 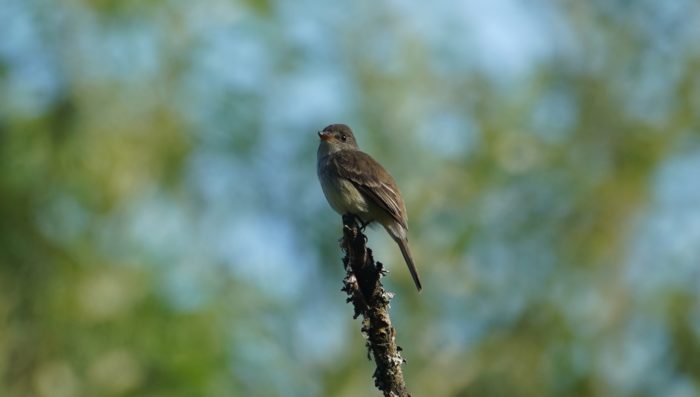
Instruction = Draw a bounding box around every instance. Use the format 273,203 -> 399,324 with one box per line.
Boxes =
340,214 -> 410,397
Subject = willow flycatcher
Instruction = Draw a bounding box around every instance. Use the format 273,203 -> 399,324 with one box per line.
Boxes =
317,124 -> 422,291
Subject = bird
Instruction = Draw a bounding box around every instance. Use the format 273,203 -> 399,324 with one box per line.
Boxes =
316,123 -> 422,291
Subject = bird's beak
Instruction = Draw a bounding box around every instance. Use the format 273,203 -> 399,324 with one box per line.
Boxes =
318,131 -> 332,141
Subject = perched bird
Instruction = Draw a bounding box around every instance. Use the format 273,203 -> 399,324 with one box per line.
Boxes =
317,124 -> 422,291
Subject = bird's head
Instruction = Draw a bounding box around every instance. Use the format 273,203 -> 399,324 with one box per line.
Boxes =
317,124 -> 358,151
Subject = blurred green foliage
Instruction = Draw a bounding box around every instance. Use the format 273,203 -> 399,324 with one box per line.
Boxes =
2,0 -> 700,396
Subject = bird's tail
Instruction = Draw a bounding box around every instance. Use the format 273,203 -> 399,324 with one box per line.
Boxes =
396,238 -> 422,291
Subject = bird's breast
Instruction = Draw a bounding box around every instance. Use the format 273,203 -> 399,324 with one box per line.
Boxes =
318,163 -> 369,216
322,176 -> 369,216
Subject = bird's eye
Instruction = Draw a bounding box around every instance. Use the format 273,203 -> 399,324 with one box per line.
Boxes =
340,134 -> 347,142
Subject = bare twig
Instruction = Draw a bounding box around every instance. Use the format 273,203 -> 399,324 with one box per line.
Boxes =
340,214 -> 410,397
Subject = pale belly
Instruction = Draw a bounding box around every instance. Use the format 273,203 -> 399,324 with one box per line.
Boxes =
320,175 -> 371,217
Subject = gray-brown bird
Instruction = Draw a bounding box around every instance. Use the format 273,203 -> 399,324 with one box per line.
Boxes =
316,124 -> 422,291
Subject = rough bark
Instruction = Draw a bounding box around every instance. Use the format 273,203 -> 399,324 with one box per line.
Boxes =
340,214 -> 410,397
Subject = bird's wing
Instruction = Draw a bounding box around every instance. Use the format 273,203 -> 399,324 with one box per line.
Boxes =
329,150 -> 407,228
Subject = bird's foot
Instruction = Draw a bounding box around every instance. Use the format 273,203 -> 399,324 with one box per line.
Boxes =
343,214 -> 366,229
358,219 -> 372,231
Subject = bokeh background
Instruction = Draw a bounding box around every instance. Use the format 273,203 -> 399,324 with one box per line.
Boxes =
2,0 -> 700,396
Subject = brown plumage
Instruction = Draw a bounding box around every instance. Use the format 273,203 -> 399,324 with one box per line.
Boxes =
327,151 -> 407,228
317,124 -> 422,291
